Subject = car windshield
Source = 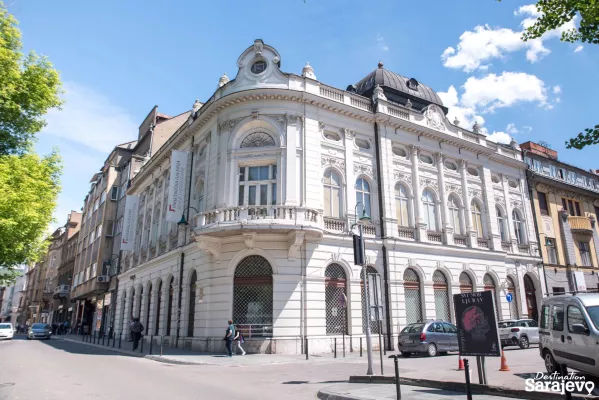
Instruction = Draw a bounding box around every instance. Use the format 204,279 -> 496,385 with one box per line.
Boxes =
401,323 -> 425,333
0,324 -> 11,329
587,306 -> 599,330
32,323 -> 46,329
498,321 -> 516,328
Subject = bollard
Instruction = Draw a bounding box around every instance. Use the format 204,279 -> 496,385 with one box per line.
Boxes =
112,334 -> 116,348
388,355 -> 402,400
464,359 -> 473,400
140,337 -> 144,353
334,338 -> 337,358
360,337 -> 363,357
343,332 -> 346,358
350,336 -> 353,353
119,333 -> 122,349
149,335 -> 153,355
160,335 -> 164,356
305,337 -> 309,360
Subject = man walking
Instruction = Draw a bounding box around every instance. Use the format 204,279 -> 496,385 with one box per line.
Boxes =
131,318 -> 144,351
225,319 -> 235,357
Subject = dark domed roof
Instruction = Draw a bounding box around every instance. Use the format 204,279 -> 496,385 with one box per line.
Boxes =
352,64 -> 446,113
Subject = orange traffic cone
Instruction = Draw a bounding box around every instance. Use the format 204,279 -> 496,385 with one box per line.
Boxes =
457,354 -> 465,371
499,351 -> 510,371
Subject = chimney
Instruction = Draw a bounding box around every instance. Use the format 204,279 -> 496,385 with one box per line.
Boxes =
519,141 -> 558,160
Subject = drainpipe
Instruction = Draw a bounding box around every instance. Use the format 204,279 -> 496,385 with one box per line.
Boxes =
175,135 -> 194,347
373,121 -> 393,350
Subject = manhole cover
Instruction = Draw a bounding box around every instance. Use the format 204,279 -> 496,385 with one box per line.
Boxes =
0,383 -> 15,389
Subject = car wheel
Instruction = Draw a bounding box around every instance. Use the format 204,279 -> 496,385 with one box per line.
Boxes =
401,352 -> 411,358
519,336 -> 530,349
544,350 -> 558,374
427,343 -> 437,357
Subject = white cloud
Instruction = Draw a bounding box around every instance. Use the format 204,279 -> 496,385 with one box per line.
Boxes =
460,72 -> 548,112
552,85 -> 561,94
438,85 -> 484,130
41,82 -> 138,153
574,45 -> 583,52
486,131 -> 513,144
506,123 -> 519,135
376,34 -> 389,52
442,4 -> 578,71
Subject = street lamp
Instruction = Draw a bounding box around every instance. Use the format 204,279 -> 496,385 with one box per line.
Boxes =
177,206 -> 199,227
351,202 -> 374,376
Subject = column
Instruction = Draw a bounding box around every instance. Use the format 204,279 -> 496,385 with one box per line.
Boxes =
344,129 -> 356,224
436,153 -> 451,244
410,145 -> 426,241
481,165 -> 500,250
215,123 -> 229,208
285,115 -> 299,205
459,160 -> 474,244
502,174 -> 516,250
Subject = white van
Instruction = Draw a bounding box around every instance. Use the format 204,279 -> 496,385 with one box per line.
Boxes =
539,293 -> 599,377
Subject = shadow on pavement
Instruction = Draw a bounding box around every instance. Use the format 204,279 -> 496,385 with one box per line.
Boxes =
31,336 -> 141,358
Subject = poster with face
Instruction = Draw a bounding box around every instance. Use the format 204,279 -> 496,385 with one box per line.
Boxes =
453,291 -> 501,357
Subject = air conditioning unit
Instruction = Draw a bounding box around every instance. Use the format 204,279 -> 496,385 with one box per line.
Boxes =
97,275 -> 110,283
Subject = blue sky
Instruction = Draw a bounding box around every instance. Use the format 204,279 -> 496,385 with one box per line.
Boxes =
7,0 -> 598,230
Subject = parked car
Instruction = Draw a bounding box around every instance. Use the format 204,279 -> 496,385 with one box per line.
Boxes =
398,320 -> 459,357
539,293 -> 599,377
0,323 -> 15,340
27,323 -> 52,340
498,319 -> 539,349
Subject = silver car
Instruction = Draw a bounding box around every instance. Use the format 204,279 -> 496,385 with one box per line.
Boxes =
498,319 -> 539,349
539,293 -> 599,377
27,323 -> 52,340
398,320 -> 459,357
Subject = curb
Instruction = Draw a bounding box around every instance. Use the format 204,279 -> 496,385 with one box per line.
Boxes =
60,338 -> 207,365
317,386 -> 371,400
348,375 -> 593,400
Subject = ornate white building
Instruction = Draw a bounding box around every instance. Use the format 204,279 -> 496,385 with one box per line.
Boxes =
115,40 -> 543,354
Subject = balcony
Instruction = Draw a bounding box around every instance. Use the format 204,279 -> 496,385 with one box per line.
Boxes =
53,285 -> 70,297
501,241 -> 512,252
477,238 -> 490,249
427,231 -> 442,243
398,226 -> 415,240
324,217 -> 346,233
454,234 -> 468,246
569,216 -> 593,235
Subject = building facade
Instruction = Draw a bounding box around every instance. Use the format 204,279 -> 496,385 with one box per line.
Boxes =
523,141 -> 599,296
112,40 -> 543,354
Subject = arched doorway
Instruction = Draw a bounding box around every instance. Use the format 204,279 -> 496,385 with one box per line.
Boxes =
524,274 -> 539,321
361,266 -> 380,333
507,277 -> 518,319
120,291 -> 127,335
233,255 -> 273,337
483,273 -> 500,320
188,271 -> 197,337
325,264 -> 347,335
459,272 -> 473,293
154,280 -> 162,336
167,278 -> 174,336
433,270 -> 450,322
145,284 -> 152,335
403,268 -> 422,325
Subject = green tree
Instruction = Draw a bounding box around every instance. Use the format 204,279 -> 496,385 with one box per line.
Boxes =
0,1 -> 63,155
0,151 -> 62,274
499,0 -> 599,149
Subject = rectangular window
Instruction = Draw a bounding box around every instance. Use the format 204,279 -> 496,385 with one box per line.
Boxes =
550,165 -> 558,177
533,159 -> 542,172
558,169 -> 566,180
567,306 -> 587,333
238,185 -> 245,206
119,182 -> 127,199
546,238 -> 558,264
91,262 -> 97,278
567,171 -> 577,183
553,287 -> 566,294
96,223 -> 102,239
115,218 -> 123,235
575,202 -> 581,216
562,198 -> 568,212
89,230 -> 95,243
94,198 -> 100,211
100,191 -> 106,204
538,192 -> 549,216
578,242 -> 591,266
525,157 -> 533,169
110,186 -> 119,200
552,305 -> 564,331
568,200 -> 576,216
238,164 -> 277,208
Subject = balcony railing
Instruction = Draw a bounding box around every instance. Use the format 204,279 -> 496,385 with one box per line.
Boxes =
501,242 -> 512,252
53,285 -> 70,297
362,224 -> 376,236
169,233 -> 178,249
454,234 -> 468,246
398,226 -> 415,239
324,217 -> 346,232
158,239 -> 167,255
477,238 -> 489,249
195,206 -> 321,230
569,216 -> 593,234
427,231 -> 442,243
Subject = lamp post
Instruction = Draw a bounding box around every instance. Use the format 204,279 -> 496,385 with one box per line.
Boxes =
351,201 -> 374,376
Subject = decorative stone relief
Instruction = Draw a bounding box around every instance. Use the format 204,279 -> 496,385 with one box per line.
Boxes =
354,163 -> 375,179
394,171 -> 413,185
318,121 -> 325,131
510,200 -> 523,211
419,177 -> 438,191
331,252 -> 341,262
445,183 -> 462,196
468,188 -> 482,199
494,195 -> 506,206
321,156 -> 346,170
217,117 -> 246,134
424,105 -> 446,131
243,232 -> 257,249
196,236 -> 221,263
286,114 -> 303,126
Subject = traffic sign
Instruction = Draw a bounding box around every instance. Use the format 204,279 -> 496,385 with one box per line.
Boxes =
506,293 -> 513,303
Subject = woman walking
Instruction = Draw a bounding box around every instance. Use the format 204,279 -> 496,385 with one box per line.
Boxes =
233,329 -> 246,355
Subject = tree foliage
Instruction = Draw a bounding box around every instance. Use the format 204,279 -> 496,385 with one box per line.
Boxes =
0,151 -> 62,272
0,1 -> 63,155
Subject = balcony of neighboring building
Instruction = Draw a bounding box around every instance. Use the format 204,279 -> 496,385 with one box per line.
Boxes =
568,216 -> 594,236
53,284 -> 71,299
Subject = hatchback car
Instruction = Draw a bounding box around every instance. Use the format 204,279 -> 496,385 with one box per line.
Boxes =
398,320 -> 459,357
498,319 -> 539,349
27,323 -> 52,340
0,323 -> 14,340
539,293 -> 599,377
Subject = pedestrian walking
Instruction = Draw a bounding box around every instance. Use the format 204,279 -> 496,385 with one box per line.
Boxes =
131,318 -> 144,351
233,330 -> 246,355
224,319 -> 235,357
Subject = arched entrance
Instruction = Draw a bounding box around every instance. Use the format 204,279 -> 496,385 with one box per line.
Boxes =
459,272 -> 473,293
483,273 -> 500,320
233,255 -> 273,337
325,264 -> 347,335
433,270 -> 450,322
403,268 -> 422,325
506,277 -> 518,319
361,266 -> 380,333
524,274 -> 539,321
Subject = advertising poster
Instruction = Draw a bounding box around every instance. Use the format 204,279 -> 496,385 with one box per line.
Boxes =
165,150 -> 188,223
120,195 -> 139,251
453,291 -> 501,357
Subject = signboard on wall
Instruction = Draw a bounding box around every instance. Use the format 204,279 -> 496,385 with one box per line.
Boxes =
165,150 -> 188,223
574,271 -> 587,291
453,291 -> 501,357
120,195 -> 139,251
542,216 -> 555,238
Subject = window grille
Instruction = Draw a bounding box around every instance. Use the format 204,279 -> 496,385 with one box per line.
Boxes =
325,264 -> 347,335
404,268 -> 422,324
188,271 -> 197,337
459,272 -> 473,293
483,273 -> 500,320
507,277 -> 518,319
233,256 -> 273,337
433,270 -> 450,322
240,132 -> 275,148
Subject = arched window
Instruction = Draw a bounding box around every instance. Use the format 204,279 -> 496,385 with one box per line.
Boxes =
448,195 -> 462,235
120,291 -> 127,334
188,271 -> 197,337
433,270 -> 450,322
161,202 -> 171,237
152,207 -> 160,245
496,207 -> 508,242
356,178 -> 371,218
361,266 -> 380,334
323,169 -> 342,218
459,272 -> 473,293
512,210 -> 526,245
143,214 -> 152,247
325,264 -> 347,335
167,277 -> 174,336
233,256 -> 273,337
154,280 -> 162,336
507,277 -> 518,319
422,190 -> 438,231
484,273 -> 500,320
145,284 -> 152,335
404,268 -> 422,324
135,220 -> 143,251
471,201 -> 484,237
395,184 -> 411,227
240,131 -> 276,148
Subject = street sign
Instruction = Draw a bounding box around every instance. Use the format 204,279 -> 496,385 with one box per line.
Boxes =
506,293 -> 513,303
453,291 -> 501,357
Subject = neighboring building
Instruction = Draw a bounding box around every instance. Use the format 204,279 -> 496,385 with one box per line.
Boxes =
113,40 -> 543,355
24,262 -> 45,325
44,228 -> 66,324
523,141 -> 599,296
0,270 -> 27,325
0,286 -> 8,321
11,274 -> 27,326
52,211 -> 82,324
